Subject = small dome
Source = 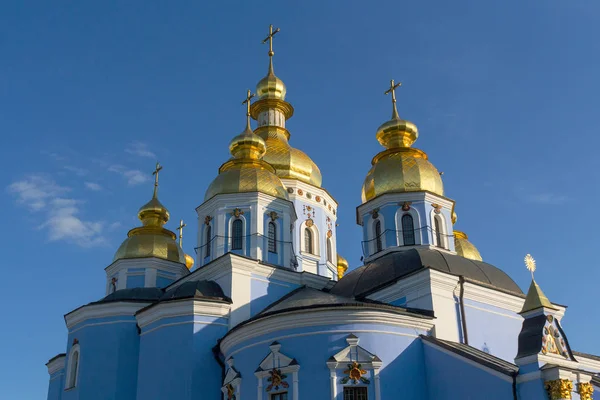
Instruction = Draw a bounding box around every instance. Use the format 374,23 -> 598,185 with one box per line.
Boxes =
453,230 -> 483,262
362,147 -> 444,202
185,254 -> 194,269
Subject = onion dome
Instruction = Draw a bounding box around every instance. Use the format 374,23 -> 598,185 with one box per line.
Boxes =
362,80 -> 443,203
205,91 -> 289,201
114,165 -> 186,264
249,25 -> 322,187
337,254 -> 349,279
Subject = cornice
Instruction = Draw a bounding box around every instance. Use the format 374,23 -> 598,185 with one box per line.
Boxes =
220,307 -> 435,354
65,302 -> 147,329
136,298 -> 230,329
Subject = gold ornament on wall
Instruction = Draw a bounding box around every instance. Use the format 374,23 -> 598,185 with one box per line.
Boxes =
545,379 -> 573,400
577,382 -> 594,400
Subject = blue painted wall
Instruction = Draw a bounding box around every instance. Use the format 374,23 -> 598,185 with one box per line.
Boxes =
423,341 -> 513,400
463,299 -> 522,362
47,369 -> 65,400
136,313 -> 228,400
63,316 -> 140,400
224,321 -> 429,400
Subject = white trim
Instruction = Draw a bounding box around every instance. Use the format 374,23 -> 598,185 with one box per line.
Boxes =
46,355 -> 66,375
422,339 -> 513,383
136,299 -> 230,329
70,320 -> 138,334
66,302 -> 148,329
221,308 -> 433,354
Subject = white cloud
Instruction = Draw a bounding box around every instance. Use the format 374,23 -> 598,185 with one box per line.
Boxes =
108,165 -> 149,186
84,182 -> 102,191
7,176 -> 106,247
125,141 -> 156,158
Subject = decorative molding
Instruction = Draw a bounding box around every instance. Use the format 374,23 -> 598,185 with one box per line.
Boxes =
65,302 -> 148,330
545,379 -> 573,400
221,307 -> 434,355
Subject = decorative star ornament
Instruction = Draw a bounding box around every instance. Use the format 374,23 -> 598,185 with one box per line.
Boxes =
524,254 -> 536,279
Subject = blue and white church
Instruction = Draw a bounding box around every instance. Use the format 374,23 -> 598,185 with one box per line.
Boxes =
46,26 -> 599,400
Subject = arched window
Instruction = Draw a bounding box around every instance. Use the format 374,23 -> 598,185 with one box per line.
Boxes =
326,238 -> 333,263
232,219 -> 243,250
401,214 -> 415,246
205,225 -> 212,258
374,220 -> 382,253
268,222 -> 277,253
434,216 -> 443,248
67,347 -> 80,388
304,228 -> 314,254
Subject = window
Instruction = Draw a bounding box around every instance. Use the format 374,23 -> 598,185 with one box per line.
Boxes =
268,222 -> 277,253
232,219 -> 243,250
67,349 -> 79,389
326,238 -> 333,263
374,220 -> 382,253
205,225 -> 212,257
401,214 -> 415,246
271,393 -> 288,400
304,228 -> 314,254
434,216 -> 443,248
344,387 -> 367,400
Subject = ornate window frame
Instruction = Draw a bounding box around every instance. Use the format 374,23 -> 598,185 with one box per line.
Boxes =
326,334 -> 382,400
65,340 -> 81,390
255,342 -> 300,400
222,357 -> 242,400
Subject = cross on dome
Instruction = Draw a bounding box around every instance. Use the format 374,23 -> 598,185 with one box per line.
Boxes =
384,79 -> 402,120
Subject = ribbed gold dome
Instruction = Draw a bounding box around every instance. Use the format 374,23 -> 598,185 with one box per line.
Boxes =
453,230 -> 483,262
205,111 -> 289,201
114,191 -> 185,264
337,254 -> 349,279
362,83 -> 443,203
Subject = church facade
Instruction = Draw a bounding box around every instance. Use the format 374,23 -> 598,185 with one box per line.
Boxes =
45,27 -> 599,400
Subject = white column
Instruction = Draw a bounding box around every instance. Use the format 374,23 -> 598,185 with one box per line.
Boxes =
292,371 -> 299,400
374,369 -> 381,400
329,370 -> 337,400
257,377 -> 263,400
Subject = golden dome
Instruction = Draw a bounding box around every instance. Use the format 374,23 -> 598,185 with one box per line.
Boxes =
185,253 -> 194,269
114,177 -> 185,264
362,81 -> 443,203
453,230 -> 483,262
337,254 -> 349,279
205,107 -> 289,201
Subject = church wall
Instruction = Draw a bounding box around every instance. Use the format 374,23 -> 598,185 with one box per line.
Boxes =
422,341 -> 514,399
64,316 -> 140,400
223,318 -> 431,400
249,274 -> 299,316
136,315 -> 227,400
463,298 -> 523,362
47,369 -> 65,400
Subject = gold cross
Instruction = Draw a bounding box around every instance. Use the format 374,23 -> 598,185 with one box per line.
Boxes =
384,79 -> 402,119
177,219 -> 186,247
152,162 -> 162,197
262,24 -> 280,57
242,89 -> 256,116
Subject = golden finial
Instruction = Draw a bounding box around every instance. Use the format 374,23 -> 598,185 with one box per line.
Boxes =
384,79 -> 402,120
525,254 -> 537,279
152,162 -> 162,198
262,24 -> 280,74
177,219 -> 186,247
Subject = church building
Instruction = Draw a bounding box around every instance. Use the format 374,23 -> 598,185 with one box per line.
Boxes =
45,26 -> 600,400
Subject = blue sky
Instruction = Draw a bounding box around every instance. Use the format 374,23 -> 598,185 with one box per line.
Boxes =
2,1 -> 599,398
